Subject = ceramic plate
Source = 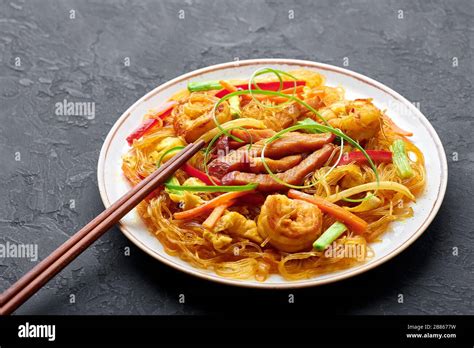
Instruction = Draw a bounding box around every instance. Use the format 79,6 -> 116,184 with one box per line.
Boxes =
97,59 -> 447,288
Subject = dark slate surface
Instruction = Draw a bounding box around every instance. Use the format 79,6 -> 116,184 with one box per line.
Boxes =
0,0 -> 472,315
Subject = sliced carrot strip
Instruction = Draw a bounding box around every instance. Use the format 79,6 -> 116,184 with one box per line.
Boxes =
173,190 -> 253,220
202,200 -> 235,229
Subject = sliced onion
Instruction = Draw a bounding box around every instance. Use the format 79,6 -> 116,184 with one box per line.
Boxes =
326,181 -> 415,203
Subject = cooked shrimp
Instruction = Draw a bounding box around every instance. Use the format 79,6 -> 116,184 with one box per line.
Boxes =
325,99 -> 382,142
257,195 -> 323,252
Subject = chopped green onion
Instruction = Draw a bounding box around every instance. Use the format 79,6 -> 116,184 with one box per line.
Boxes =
391,139 -> 413,179
164,183 -> 257,193
187,80 -> 222,92
313,222 -> 348,251
229,95 -> 241,119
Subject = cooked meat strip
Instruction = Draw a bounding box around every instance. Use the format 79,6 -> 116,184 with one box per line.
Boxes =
248,154 -> 303,174
227,129 -> 276,149
235,131 -> 334,159
214,129 -> 276,157
208,132 -> 334,178
208,153 -> 303,178
207,150 -> 251,178
214,135 -> 230,155
221,144 -> 335,191
261,132 -> 335,158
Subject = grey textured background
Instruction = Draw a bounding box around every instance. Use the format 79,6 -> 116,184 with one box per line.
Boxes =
0,0 -> 473,315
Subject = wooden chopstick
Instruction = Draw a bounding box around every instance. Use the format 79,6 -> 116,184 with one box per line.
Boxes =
0,140 -> 205,315
2,142 -> 194,307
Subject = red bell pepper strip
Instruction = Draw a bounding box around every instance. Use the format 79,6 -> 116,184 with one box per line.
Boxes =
126,118 -> 158,146
126,101 -> 176,145
182,163 -> 222,186
215,81 -> 306,98
337,150 -> 392,166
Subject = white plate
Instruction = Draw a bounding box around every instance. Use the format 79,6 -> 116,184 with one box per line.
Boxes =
97,59 -> 448,289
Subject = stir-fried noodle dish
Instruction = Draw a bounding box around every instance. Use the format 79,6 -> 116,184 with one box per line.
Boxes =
122,68 -> 425,281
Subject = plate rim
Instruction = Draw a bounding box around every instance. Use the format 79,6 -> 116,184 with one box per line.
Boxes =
97,58 -> 448,289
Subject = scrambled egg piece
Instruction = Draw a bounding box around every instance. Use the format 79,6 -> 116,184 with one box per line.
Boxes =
168,178 -> 206,210
182,177 -> 205,186
214,211 -> 263,244
148,137 -> 186,164
203,231 -> 232,249
169,191 -> 203,210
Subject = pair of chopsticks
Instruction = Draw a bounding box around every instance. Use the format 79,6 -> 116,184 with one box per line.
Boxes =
0,140 -> 205,315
